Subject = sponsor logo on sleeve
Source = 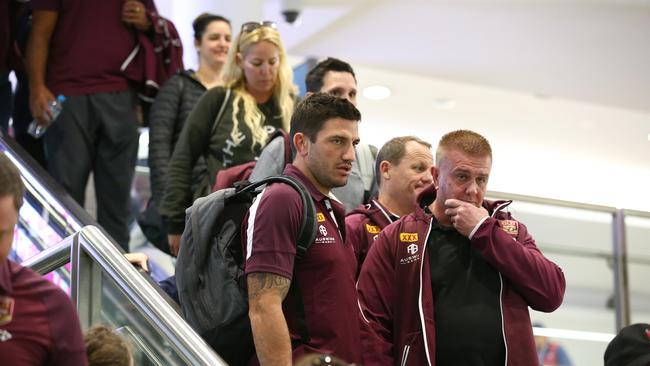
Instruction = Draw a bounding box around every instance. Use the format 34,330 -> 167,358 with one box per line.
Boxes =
400,233 -> 419,242
365,224 -> 381,234
316,213 -> 326,222
498,220 -> 519,236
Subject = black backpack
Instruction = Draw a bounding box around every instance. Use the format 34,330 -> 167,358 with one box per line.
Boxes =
175,175 -> 317,365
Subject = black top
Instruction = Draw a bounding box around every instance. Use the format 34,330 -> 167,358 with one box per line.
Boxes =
427,217 -> 505,366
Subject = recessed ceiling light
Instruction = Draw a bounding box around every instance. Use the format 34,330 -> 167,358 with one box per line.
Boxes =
647,133 -> 650,141
362,85 -> 391,100
432,98 -> 456,110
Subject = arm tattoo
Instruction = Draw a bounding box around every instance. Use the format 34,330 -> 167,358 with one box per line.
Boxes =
247,273 -> 291,301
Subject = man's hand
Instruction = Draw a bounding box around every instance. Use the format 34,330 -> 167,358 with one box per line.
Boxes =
29,84 -> 55,127
168,234 -> 181,256
121,0 -> 151,32
444,199 -> 489,237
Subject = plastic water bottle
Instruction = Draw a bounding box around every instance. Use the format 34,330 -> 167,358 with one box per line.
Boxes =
28,94 -> 66,139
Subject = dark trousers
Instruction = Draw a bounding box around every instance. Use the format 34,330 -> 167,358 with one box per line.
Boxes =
44,91 -> 139,250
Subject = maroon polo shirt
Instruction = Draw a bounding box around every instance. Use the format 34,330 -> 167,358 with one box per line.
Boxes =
0,260 -> 87,366
31,0 -> 152,96
243,164 -> 362,364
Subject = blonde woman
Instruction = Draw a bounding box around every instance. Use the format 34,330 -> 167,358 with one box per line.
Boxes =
160,21 -> 296,255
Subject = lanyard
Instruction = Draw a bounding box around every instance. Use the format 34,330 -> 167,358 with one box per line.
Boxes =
324,199 -> 343,239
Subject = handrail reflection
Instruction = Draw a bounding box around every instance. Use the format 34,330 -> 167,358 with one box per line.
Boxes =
22,237 -> 72,275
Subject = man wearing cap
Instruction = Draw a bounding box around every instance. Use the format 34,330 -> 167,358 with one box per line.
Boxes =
0,153 -> 87,365
357,129 -> 566,366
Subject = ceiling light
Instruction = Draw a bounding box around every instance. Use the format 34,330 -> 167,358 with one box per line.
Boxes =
362,85 -> 391,100
432,98 -> 456,110
647,133 -> 650,141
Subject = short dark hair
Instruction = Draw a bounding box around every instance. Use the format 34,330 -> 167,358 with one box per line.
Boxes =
289,93 -> 361,144
305,57 -> 356,93
193,13 -> 231,41
375,136 -> 432,187
0,153 -> 24,211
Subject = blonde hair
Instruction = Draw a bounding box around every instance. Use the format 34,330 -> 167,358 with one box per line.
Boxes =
221,26 -> 296,150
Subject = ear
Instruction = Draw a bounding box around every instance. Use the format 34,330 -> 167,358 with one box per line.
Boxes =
432,165 -> 440,188
379,160 -> 391,180
293,133 -> 309,156
194,38 -> 201,50
305,91 -> 314,98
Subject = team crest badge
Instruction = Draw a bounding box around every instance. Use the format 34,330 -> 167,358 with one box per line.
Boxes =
365,224 -> 381,234
0,296 -> 14,326
499,220 -> 519,236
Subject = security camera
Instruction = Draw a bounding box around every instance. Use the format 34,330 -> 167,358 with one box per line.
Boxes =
281,0 -> 302,25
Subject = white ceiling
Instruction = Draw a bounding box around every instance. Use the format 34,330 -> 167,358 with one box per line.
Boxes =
283,0 -> 650,113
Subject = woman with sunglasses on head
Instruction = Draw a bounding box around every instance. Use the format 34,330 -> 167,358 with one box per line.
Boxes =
160,21 -> 296,256
144,13 -> 231,253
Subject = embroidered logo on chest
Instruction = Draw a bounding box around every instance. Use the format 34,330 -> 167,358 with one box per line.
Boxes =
316,212 -> 326,222
315,224 -> 336,245
498,220 -> 519,237
400,233 -> 418,242
0,296 -> 14,327
365,224 -> 381,234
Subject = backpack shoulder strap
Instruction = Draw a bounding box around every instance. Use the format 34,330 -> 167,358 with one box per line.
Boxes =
239,174 -> 316,259
210,88 -> 231,136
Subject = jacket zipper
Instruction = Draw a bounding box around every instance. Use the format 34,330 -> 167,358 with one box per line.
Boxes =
418,222 -> 435,366
499,273 -> 508,366
400,345 -> 411,366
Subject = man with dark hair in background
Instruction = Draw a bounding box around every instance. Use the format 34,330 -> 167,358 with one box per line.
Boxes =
357,130 -> 566,366
250,57 -> 378,212
0,153 -> 87,365
243,93 -> 362,365
346,136 -> 433,269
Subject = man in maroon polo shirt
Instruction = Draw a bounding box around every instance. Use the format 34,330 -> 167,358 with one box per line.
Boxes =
0,153 -> 87,365
243,93 -> 362,365
25,0 -> 157,250
346,136 -> 434,270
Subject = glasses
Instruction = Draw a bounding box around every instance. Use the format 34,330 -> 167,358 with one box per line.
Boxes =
241,21 -> 278,33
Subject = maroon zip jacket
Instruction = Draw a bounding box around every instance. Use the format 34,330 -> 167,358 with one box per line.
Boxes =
345,199 -> 396,270
357,185 -> 566,366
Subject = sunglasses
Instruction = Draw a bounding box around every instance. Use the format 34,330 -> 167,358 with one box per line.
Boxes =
241,21 -> 278,33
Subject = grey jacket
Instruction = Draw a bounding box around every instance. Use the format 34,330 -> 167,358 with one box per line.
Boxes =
249,136 -> 377,212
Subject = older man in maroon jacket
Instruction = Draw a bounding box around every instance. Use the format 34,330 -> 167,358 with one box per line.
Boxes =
345,136 -> 433,270
357,130 -> 566,366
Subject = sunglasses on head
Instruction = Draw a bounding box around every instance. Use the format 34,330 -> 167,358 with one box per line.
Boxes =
241,21 -> 278,33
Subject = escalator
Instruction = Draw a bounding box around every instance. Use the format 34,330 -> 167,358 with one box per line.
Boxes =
1,135 -> 225,365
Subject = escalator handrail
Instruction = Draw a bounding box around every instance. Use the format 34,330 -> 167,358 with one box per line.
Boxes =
77,226 -> 226,366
